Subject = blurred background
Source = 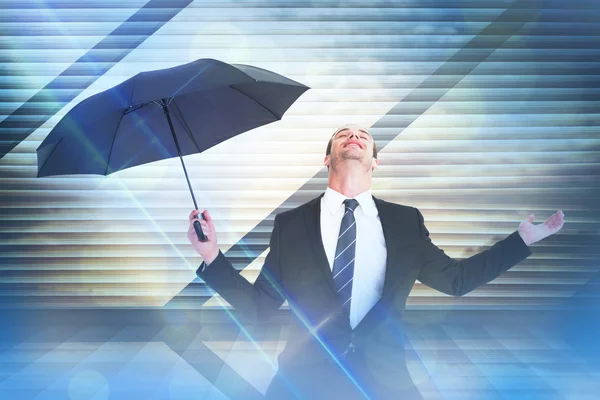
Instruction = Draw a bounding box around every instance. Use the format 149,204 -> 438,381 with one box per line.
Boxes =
0,0 -> 599,399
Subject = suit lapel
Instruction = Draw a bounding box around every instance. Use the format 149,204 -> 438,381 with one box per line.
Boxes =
374,196 -> 400,298
304,193 -> 338,293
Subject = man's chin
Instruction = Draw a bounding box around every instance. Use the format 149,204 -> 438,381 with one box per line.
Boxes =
340,154 -> 364,162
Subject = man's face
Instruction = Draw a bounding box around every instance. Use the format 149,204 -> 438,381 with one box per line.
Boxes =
324,124 -> 378,171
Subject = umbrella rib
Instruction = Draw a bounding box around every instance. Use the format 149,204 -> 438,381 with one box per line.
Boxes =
171,99 -> 203,154
229,85 -> 279,121
104,111 -> 127,175
37,137 -> 63,177
124,102 -> 150,115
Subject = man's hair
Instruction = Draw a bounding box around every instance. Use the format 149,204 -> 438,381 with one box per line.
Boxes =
325,129 -> 378,159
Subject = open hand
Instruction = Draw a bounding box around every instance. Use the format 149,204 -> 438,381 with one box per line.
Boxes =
518,210 -> 565,246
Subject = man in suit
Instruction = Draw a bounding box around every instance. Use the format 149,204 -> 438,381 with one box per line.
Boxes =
187,124 -> 565,399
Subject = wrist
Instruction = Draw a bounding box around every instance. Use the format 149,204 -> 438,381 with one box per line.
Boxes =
203,249 -> 220,266
517,229 -> 531,246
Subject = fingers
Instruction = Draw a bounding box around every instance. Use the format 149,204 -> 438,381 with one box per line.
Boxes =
555,210 -> 565,229
188,221 -> 210,243
545,213 -> 558,227
189,209 -> 200,221
549,210 -> 564,224
189,209 -> 210,222
189,209 -> 213,223
187,223 -> 196,242
201,210 -> 216,232
545,210 -> 565,231
188,210 -> 205,236
188,209 -> 215,240
199,219 -> 211,235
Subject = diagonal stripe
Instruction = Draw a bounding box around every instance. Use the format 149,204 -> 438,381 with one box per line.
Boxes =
338,220 -> 356,239
333,258 -> 355,279
337,278 -> 353,292
334,239 -> 356,261
0,0 -> 194,159
168,0 -> 544,308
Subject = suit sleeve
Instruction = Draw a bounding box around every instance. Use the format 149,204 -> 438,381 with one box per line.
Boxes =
415,208 -> 532,297
196,214 -> 286,323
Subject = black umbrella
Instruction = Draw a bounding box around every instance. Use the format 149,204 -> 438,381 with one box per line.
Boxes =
37,58 -> 309,241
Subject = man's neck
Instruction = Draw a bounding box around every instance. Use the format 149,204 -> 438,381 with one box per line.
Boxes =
327,165 -> 371,198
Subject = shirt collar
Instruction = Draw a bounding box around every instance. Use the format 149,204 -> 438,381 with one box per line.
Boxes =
323,186 -> 378,217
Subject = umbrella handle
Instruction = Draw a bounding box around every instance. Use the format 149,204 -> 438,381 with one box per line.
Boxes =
193,216 -> 208,242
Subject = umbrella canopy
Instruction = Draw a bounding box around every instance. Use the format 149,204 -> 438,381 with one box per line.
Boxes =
37,58 -> 309,177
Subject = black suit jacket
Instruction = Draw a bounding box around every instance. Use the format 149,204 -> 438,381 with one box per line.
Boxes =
197,194 -> 532,396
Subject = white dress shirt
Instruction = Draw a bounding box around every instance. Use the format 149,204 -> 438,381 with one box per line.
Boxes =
321,187 -> 387,329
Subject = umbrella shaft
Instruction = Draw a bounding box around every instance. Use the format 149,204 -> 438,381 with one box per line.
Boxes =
162,103 -> 199,211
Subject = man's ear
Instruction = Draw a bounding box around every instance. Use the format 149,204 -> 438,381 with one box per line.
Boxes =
371,158 -> 379,171
324,155 -> 330,168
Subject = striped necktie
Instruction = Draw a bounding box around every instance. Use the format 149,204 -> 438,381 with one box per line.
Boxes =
332,198 -> 359,315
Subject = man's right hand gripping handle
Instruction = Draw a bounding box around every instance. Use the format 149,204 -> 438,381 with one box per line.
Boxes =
188,209 -> 220,266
